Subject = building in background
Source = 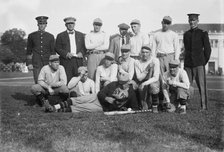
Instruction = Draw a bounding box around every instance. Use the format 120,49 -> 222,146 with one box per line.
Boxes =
150,24 -> 224,75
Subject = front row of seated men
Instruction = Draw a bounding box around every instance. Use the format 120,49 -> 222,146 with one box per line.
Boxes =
31,44 -> 190,114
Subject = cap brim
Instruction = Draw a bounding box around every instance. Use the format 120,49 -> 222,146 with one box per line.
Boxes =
104,56 -> 114,61
93,22 -> 102,26
121,49 -> 130,52
169,64 -> 178,68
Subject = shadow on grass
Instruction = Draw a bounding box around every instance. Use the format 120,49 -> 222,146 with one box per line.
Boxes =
104,126 -> 155,151
11,92 -> 63,106
155,124 -> 223,151
11,92 -> 36,106
24,134 -> 56,152
154,97 -> 224,151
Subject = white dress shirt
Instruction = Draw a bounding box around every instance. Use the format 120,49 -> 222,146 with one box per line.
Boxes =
68,30 -> 77,56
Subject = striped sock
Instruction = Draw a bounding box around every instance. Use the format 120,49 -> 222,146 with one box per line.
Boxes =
60,107 -> 72,112
59,99 -> 73,108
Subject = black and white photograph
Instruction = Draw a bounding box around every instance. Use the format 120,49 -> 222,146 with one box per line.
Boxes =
0,0 -> 224,151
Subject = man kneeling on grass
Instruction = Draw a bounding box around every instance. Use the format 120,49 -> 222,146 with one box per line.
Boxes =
97,68 -> 139,112
31,55 -> 69,107
162,59 -> 190,114
44,66 -> 103,112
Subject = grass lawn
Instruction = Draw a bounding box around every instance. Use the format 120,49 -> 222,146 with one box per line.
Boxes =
0,71 -> 33,78
0,85 -> 224,151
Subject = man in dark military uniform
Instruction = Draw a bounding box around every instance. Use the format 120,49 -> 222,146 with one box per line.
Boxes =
55,17 -> 86,83
183,13 -> 211,110
26,16 -> 55,84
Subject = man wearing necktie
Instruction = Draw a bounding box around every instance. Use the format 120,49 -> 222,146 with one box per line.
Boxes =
109,23 -> 132,62
26,16 -> 55,84
55,17 -> 86,83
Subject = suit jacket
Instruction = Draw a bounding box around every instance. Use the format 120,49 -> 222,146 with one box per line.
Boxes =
108,34 -> 131,61
183,28 -> 211,67
55,30 -> 86,61
26,31 -> 55,67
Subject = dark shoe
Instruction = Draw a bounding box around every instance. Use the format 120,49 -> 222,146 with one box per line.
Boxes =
179,108 -> 186,115
43,100 -> 55,112
166,103 -> 176,113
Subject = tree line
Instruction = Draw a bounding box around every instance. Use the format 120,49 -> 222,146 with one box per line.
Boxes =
0,28 -> 27,64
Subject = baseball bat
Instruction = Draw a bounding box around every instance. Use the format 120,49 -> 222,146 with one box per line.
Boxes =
104,109 -> 152,115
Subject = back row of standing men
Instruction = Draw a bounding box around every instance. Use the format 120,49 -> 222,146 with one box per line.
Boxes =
26,13 -> 211,113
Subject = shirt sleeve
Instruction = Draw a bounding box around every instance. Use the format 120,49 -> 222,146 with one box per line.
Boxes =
173,32 -> 180,60
109,64 -> 118,82
38,67 -> 50,89
26,34 -> 33,55
144,58 -> 160,85
67,77 -> 80,90
143,33 -> 150,45
128,59 -> 135,80
95,66 -> 101,93
85,33 -> 100,50
55,34 -> 68,59
134,60 -> 147,81
202,31 -> 212,64
50,35 -> 55,55
174,69 -> 190,89
95,33 -> 110,51
151,34 -> 157,57
97,82 -> 111,103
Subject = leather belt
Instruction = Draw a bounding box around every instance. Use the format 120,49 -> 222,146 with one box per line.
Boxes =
157,52 -> 174,58
88,50 -> 106,55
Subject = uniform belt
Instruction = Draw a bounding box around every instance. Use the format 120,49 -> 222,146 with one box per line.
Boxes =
71,56 -> 82,59
157,52 -> 174,57
88,50 -> 106,54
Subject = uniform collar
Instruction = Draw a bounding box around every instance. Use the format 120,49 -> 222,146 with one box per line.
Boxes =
190,27 -> 198,32
38,30 -> 45,33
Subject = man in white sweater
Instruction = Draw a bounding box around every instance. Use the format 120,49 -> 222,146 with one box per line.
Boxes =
152,16 -> 180,75
31,55 -> 69,107
129,19 -> 149,60
85,18 -> 110,80
151,16 -> 180,109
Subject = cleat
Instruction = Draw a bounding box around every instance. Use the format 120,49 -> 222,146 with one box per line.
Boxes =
43,100 -> 55,112
179,108 -> 186,114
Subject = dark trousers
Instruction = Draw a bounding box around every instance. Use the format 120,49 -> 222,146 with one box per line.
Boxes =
184,66 -> 208,109
33,67 -> 42,84
61,57 -> 83,84
33,62 -> 45,84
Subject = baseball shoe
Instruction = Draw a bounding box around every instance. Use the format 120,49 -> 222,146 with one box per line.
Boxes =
166,103 -> 176,113
43,100 -> 55,112
176,107 -> 186,114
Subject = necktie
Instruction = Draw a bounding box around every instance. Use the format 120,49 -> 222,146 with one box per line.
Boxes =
68,31 -> 74,34
122,36 -> 125,45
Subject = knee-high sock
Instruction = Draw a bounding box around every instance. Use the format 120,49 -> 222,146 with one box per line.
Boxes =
178,99 -> 187,106
59,99 -> 73,109
60,106 -> 72,112
152,94 -> 159,106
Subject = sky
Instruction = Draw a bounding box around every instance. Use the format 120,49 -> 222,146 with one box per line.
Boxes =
0,0 -> 223,37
